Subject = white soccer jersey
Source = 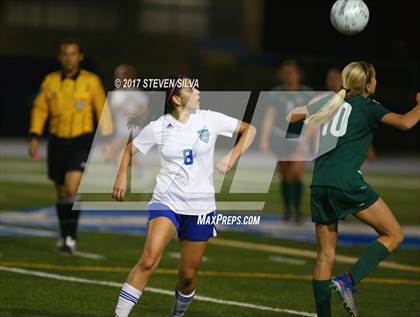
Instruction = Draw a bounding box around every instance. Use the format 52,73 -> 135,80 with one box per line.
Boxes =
132,109 -> 239,215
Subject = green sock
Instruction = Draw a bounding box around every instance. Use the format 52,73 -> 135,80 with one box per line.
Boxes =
292,181 -> 303,216
349,240 -> 390,285
281,182 -> 292,217
312,279 -> 331,317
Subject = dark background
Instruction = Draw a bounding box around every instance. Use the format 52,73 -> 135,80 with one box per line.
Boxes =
0,0 -> 418,153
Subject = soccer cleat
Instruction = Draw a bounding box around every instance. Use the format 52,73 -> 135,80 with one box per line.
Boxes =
56,236 -> 76,254
331,272 -> 358,317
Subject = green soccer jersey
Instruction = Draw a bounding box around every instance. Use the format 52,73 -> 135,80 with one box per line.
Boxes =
270,85 -> 312,136
308,95 -> 390,190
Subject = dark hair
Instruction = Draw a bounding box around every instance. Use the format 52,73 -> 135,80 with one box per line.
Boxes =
164,73 -> 188,114
279,59 -> 301,72
58,39 -> 83,54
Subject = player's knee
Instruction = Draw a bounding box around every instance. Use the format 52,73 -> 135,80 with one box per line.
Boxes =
138,252 -> 159,272
317,248 -> 335,265
385,227 -> 404,251
392,228 -> 404,249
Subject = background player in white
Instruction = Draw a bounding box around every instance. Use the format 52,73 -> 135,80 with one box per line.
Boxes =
112,74 -> 256,317
106,64 -> 150,163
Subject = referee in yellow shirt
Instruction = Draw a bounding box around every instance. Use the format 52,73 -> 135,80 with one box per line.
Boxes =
28,39 -> 113,253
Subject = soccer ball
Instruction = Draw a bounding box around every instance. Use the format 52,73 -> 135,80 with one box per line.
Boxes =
330,0 -> 370,35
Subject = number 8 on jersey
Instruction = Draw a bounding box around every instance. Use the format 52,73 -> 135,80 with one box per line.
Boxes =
183,149 -> 193,165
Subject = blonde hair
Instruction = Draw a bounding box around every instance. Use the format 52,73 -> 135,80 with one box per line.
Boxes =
305,61 -> 373,125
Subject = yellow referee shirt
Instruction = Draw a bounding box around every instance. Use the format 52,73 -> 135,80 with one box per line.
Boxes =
29,69 -> 113,138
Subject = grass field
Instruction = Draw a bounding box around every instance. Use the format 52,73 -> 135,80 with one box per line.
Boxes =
1,155 -> 420,316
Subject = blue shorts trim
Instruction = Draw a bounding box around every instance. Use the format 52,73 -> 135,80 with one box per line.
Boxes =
147,202 -> 217,241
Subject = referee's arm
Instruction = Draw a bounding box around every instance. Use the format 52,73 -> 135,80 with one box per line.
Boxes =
28,77 -> 49,159
29,77 -> 49,138
91,75 -> 113,137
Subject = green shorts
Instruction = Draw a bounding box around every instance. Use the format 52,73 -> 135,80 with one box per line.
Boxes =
310,184 -> 379,224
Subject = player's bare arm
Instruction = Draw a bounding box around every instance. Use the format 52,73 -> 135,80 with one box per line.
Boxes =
112,141 -> 139,201
216,121 -> 256,174
381,93 -> 420,130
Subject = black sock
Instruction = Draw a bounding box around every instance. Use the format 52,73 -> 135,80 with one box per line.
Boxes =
68,207 -> 81,240
62,202 -> 73,238
55,203 -> 67,238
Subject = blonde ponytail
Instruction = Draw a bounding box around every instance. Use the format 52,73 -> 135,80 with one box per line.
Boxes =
305,89 -> 347,125
305,61 -> 373,126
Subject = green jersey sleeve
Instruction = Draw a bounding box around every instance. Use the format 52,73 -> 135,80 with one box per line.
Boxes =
368,99 -> 391,127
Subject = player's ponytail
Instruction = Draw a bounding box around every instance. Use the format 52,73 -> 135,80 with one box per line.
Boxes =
164,73 -> 186,114
305,61 -> 373,126
304,89 -> 347,125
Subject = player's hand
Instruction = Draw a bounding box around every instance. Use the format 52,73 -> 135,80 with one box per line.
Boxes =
217,153 -> 236,174
416,93 -> 419,105
112,172 -> 128,201
28,138 -> 39,160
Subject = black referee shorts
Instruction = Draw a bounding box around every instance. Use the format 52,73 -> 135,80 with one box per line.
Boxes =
47,134 -> 93,185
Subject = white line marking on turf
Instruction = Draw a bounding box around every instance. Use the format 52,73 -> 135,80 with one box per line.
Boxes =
72,251 -> 106,260
73,201 -> 265,211
0,266 -> 315,317
210,238 -> 420,273
269,256 -> 306,266
167,252 -> 208,262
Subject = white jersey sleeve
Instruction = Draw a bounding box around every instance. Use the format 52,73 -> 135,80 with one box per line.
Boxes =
132,121 -> 158,154
208,110 -> 239,137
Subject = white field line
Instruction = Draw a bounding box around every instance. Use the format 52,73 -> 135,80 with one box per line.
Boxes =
269,256 -> 306,266
73,201 -> 265,211
167,252 -> 208,262
0,266 -> 316,317
210,238 -> 420,273
72,251 -> 106,260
